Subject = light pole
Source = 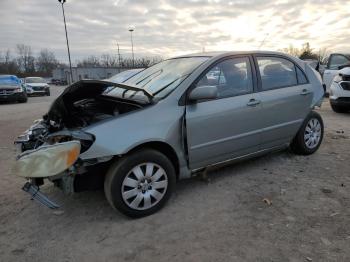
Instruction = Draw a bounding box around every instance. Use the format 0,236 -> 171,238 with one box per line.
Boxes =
58,0 -> 73,83
129,28 -> 135,67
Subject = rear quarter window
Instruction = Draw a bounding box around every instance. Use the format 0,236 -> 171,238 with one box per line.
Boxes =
296,67 -> 308,84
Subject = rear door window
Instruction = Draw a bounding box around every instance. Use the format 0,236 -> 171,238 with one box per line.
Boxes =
257,57 -> 298,91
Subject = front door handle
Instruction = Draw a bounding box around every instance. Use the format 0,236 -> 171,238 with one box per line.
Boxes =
300,89 -> 311,96
247,99 -> 261,107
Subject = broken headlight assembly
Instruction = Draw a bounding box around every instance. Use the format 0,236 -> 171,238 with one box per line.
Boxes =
13,141 -> 81,178
46,130 -> 95,153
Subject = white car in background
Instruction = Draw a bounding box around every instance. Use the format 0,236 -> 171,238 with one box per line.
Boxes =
24,77 -> 50,96
329,67 -> 350,113
323,53 -> 350,93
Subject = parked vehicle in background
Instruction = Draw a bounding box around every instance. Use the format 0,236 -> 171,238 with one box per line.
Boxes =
106,68 -> 144,83
329,66 -> 350,113
14,51 -> 324,217
50,79 -> 67,85
24,77 -> 50,96
0,75 -> 27,103
323,53 -> 350,93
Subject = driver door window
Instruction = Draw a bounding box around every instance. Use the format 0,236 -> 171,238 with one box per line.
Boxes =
196,57 -> 253,99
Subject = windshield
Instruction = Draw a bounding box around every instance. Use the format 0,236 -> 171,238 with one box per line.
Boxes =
109,69 -> 144,83
0,75 -> 20,86
26,77 -> 45,83
105,57 -> 209,101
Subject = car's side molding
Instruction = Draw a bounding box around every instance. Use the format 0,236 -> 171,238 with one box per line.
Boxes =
191,143 -> 289,173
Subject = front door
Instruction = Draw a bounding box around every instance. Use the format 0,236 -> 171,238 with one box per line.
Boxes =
185,56 -> 262,170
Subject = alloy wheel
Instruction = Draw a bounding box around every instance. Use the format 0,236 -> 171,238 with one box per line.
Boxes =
121,162 -> 168,210
304,118 -> 322,149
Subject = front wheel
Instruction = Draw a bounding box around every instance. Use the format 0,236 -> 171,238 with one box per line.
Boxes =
18,95 -> 28,103
290,111 -> 324,155
104,149 -> 176,218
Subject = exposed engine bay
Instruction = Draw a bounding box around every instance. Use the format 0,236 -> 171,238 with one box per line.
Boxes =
16,80 -> 145,153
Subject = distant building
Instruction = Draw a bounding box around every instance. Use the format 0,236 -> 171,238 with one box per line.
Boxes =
52,67 -> 135,84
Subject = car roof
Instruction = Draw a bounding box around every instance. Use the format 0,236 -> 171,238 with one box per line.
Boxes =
173,50 -> 291,58
172,50 -> 306,69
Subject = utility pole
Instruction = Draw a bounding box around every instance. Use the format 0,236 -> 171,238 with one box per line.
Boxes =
116,42 -> 122,66
129,28 -> 135,68
58,0 -> 73,83
258,33 -> 269,50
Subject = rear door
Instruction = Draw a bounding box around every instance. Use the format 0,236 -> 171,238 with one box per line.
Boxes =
185,56 -> 263,169
254,55 -> 313,149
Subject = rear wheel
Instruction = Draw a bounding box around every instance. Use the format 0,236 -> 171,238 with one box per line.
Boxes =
330,103 -> 348,113
46,90 -> 50,96
290,111 -> 324,155
104,149 -> 176,218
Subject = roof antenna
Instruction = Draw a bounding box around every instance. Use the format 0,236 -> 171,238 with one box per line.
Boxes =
258,33 -> 269,50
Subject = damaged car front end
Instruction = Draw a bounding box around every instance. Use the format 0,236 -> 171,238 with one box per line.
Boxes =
14,79 -> 154,207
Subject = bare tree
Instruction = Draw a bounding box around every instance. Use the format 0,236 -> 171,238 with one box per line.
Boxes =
100,54 -> 118,67
76,55 -> 101,67
36,49 -> 59,76
0,49 -> 20,74
299,42 -> 318,60
280,45 -> 302,57
317,48 -> 329,64
16,44 -> 35,73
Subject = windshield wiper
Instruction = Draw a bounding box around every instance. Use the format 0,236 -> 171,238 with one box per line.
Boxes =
136,69 -> 163,86
102,80 -> 153,100
152,75 -> 188,96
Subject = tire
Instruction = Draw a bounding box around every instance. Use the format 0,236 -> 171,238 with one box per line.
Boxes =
46,90 -> 50,96
18,96 -> 28,103
290,111 -> 324,155
104,149 -> 176,218
330,103 -> 348,113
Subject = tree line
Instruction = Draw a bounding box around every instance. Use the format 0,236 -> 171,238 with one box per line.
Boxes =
1,42 -> 328,78
280,42 -> 329,64
0,45 -> 61,77
0,44 -> 163,77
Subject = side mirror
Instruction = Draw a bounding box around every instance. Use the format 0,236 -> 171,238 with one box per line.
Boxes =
188,85 -> 218,102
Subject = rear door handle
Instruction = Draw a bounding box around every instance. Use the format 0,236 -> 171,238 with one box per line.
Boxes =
247,99 -> 261,107
300,89 -> 311,96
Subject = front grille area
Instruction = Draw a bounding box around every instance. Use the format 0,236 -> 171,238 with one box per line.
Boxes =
0,89 -> 15,95
32,86 -> 44,91
340,82 -> 350,91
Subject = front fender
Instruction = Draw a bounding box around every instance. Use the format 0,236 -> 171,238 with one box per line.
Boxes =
79,102 -> 184,160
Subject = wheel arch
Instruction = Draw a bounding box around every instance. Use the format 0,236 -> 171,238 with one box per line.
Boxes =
126,141 -> 180,179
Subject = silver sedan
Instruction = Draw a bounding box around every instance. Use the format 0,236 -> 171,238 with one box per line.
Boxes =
14,51 -> 324,217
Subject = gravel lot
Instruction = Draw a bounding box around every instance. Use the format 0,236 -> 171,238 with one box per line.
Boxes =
0,86 -> 349,262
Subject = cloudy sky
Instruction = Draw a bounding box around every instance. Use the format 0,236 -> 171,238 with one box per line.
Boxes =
0,0 -> 349,63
